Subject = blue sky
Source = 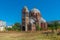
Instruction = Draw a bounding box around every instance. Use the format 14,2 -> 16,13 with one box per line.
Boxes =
0,0 -> 60,25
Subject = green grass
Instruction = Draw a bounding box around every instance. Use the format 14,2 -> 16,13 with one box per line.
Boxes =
0,31 -> 59,40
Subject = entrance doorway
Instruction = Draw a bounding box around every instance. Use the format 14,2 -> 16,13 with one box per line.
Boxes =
22,26 -> 25,31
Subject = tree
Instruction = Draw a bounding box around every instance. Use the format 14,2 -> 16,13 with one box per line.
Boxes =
50,24 -> 55,33
48,22 -> 55,33
48,21 -> 59,33
12,23 -> 21,31
6,28 -> 12,31
53,21 -> 59,31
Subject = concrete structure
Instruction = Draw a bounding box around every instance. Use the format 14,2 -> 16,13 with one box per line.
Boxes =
0,20 -> 6,31
22,6 -> 47,31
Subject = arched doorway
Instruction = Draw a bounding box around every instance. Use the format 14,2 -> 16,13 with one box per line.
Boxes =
22,26 -> 25,31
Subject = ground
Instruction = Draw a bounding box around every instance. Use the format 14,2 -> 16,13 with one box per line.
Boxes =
0,31 -> 59,40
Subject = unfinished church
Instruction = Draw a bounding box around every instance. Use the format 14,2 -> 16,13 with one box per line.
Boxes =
21,6 -> 47,31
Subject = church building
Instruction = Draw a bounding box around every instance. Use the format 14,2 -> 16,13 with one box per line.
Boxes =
21,6 -> 47,31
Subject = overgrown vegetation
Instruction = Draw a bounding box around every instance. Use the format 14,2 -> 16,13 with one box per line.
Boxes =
6,28 -> 12,31
36,24 -> 42,31
6,23 -> 21,31
48,21 -> 60,33
0,32 -> 59,40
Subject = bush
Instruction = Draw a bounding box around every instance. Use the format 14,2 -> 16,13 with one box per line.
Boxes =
36,24 -> 42,31
6,28 -> 12,31
12,26 -> 21,31
12,23 -> 21,31
6,23 -> 21,31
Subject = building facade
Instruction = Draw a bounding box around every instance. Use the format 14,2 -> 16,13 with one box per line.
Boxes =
0,20 -> 6,31
21,6 -> 47,31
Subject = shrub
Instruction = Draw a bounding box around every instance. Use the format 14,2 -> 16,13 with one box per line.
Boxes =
12,23 -> 21,31
36,24 -> 42,31
6,28 -> 12,31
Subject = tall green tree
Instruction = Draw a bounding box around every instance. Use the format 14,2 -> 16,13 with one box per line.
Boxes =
53,21 -> 59,31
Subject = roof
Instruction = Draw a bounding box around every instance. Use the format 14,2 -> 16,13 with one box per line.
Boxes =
30,17 -> 46,24
40,17 -> 46,23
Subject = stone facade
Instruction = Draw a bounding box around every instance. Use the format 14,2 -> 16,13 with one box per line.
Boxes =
21,6 -> 47,31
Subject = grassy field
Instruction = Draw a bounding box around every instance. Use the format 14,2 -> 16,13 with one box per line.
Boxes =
0,31 -> 59,40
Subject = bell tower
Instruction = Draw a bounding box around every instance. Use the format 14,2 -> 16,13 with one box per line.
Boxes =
22,6 -> 29,31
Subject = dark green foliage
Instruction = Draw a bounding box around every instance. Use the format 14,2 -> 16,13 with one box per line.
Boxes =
6,23 -> 21,31
6,28 -> 12,31
48,21 -> 59,30
12,23 -> 21,31
48,21 -> 60,33
53,21 -> 59,30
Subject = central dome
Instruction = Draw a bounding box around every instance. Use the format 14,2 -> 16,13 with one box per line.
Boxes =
31,8 -> 40,13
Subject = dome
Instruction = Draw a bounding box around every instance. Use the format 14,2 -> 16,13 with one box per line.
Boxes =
23,6 -> 29,12
31,8 -> 40,13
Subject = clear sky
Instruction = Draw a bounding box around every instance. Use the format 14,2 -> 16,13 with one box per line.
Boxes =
0,0 -> 60,26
